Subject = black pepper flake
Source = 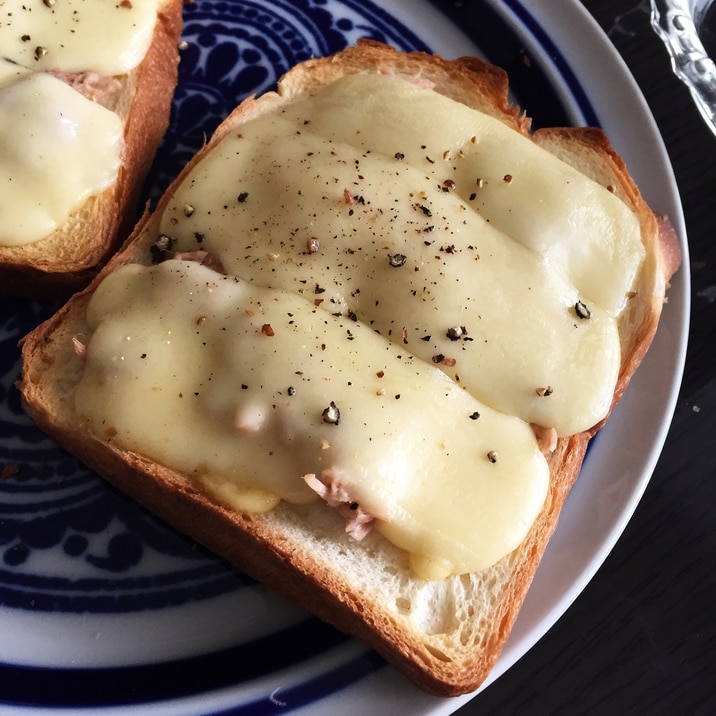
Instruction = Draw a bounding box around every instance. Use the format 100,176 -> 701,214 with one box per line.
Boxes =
193,232 -> 204,244
21,34 -> 31,42
314,284 -> 326,294
536,386 -> 553,397
287,386 -> 296,396
150,233 -> 176,263
487,450 -> 499,463
388,253 -> 407,268
503,174 -> 513,183
417,204 -> 432,217
469,411 -> 480,420
394,152 -> 405,160
421,335 -> 431,342
446,326 -> 467,341
34,46 -> 47,61
237,192 -> 249,203
575,301 -> 591,320
322,401 -> 340,425
432,354 -> 445,363
469,192 -> 477,201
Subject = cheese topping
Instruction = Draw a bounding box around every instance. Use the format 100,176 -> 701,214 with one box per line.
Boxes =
74,72 -> 647,578
0,54 -> 29,88
159,74 -> 640,436
0,68 -> 123,247
0,0 -> 162,75
76,260 -> 550,579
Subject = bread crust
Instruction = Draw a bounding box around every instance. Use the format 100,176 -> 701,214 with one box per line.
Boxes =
17,40 -> 681,696
0,0 -> 183,300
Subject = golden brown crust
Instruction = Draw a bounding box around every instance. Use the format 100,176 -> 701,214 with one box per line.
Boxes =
17,41 -> 680,696
0,0 -> 183,300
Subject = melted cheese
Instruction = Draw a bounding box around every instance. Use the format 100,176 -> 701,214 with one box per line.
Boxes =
159,74 -> 638,436
75,72 -> 646,578
0,55 -> 29,88
0,69 -> 123,247
76,260 -> 550,579
0,0 -> 162,75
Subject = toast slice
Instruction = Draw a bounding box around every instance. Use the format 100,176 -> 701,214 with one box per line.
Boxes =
17,41 -> 681,695
0,0 -> 183,299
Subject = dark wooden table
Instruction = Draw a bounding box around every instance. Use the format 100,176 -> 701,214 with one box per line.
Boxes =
458,1 -> 715,714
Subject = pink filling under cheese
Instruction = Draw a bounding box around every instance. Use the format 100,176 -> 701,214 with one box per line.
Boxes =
303,470 -> 378,541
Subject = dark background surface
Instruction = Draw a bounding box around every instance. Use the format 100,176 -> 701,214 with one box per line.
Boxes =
458,1 -> 715,714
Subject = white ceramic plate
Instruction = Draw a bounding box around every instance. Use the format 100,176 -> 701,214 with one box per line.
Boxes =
0,1 -> 688,714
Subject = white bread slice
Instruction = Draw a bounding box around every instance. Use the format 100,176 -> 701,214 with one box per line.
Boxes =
17,41 -> 681,696
0,0 -> 183,300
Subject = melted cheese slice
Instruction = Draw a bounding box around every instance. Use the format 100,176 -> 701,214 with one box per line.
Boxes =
0,0 -> 162,75
76,260 -> 550,579
75,72 -> 646,578
159,73 -> 641,436
0,55 -> 29,88
0,68 -> 123,246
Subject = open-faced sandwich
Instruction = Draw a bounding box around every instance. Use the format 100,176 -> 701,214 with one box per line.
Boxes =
0,0 -> 183,298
